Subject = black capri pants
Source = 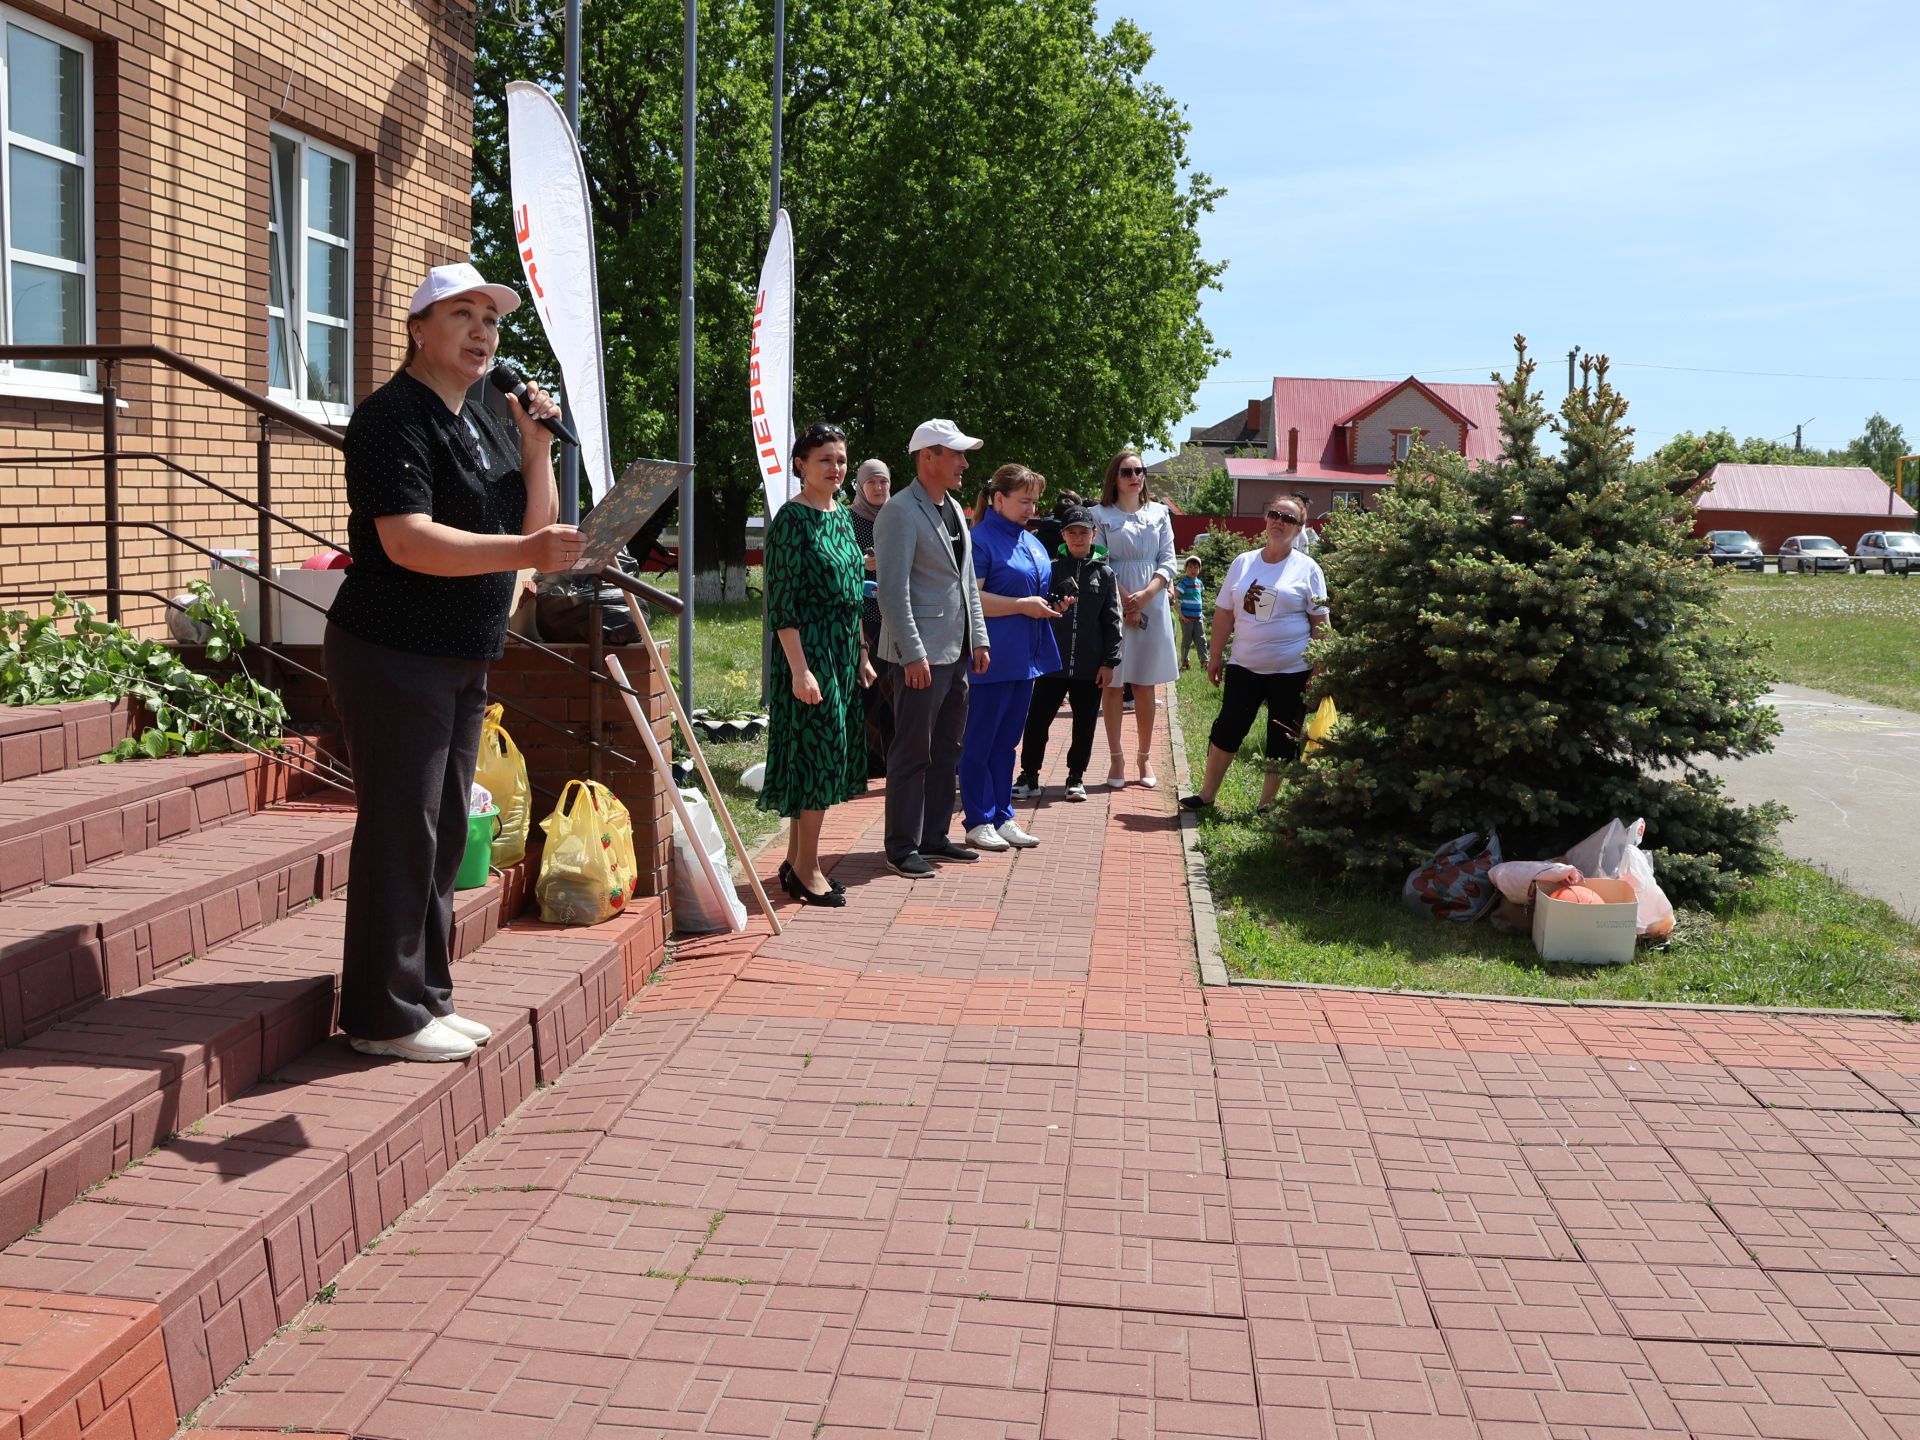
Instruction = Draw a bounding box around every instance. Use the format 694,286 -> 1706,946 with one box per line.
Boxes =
1208,663 -> 1311,763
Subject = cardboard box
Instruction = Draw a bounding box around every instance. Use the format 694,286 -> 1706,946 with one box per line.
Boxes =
1531,876 -> 1638,965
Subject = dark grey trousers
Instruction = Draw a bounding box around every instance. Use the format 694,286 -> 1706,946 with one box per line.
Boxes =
325,622 -> 489,1040
884,658 -> 970,860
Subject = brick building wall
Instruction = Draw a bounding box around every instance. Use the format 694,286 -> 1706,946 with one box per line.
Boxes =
0,0 -> 479,632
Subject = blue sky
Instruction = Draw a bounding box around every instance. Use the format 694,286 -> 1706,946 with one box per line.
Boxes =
1102,0 -> 1920,462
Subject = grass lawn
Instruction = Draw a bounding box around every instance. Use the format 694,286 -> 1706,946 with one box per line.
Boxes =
646,569 -> 782,854
1726,571 -> 1920,713
1172,665 -> 1920,1014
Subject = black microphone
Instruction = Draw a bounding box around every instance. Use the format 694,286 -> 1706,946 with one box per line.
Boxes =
488,362 -> 580,447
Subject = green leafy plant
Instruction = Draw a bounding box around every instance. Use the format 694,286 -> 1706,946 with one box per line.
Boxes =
0,584 -> 288,760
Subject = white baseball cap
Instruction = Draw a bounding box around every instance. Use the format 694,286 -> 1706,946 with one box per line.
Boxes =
408,262 -> 522,318
907,418 -> 983,453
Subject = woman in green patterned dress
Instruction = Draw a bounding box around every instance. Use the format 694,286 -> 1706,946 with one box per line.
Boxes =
760,422 -> 875,907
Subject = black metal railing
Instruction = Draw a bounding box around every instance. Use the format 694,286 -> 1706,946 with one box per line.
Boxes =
0,343 -> 679,798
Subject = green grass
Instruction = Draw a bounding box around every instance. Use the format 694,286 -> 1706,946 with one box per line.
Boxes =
649,569 -> 781,852
1173,665 -> 1920,1013
1726,571 -> 1920,713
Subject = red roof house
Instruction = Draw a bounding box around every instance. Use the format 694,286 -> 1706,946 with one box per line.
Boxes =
1694,463 -> 1916,551
1226,375 -> 1503,518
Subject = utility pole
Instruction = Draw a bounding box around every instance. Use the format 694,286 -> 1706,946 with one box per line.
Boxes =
1567,347 -> 1579,396
1794,417 -> 1815,456
559,0 -> 582,526
676,0 -> 697,707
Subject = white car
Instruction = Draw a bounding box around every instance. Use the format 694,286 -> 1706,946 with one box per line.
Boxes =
1778,535 -> 1850,573
1853,531 -> 1920,575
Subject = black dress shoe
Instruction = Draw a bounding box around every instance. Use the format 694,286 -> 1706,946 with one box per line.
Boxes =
919,838 -> 981,863
779,865 -> 846,907
780,859 -> 845,894
887,851 -> 936,878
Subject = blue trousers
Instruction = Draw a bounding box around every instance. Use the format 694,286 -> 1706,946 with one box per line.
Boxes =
959,677 -> 1033,830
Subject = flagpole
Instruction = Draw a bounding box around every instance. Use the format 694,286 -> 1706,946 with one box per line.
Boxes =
677,0 -> 697,706
559,0 -> 582,527
758,0 -> 786,706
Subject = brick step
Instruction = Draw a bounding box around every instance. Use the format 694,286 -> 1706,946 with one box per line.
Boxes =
0,879 -> 523,1258
0,802 -> 357,1046
0,902 -> 665,1428
0,738 -> 336,902
0,700 -> 136,783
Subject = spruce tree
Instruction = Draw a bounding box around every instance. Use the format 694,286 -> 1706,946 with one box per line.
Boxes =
1278,337 -> 1783,909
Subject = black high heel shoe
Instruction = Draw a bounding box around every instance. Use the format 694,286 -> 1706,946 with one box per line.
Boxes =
780,860 -> 845,894
779,863 -> 846,908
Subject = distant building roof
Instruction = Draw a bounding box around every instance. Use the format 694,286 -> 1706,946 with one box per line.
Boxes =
1266,375 -> 1504,479
1225,457 -> 1393,486
1697,463 -> 1916,519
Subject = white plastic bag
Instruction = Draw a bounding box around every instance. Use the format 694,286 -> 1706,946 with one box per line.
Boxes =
1562,817 -> 1673,939
670,789 -> 747,934
1488,860 -> 1579,904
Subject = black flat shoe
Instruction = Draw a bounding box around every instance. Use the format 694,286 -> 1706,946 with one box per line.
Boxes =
779,864 -> 846,907
780,860 -> 845,894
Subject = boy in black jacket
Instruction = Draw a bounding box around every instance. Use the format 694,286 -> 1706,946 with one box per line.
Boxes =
1013,506 -> 1124,801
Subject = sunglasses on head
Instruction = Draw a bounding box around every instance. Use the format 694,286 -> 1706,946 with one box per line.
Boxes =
1266,510 -> 1303,524
1117,465 -> 1146,478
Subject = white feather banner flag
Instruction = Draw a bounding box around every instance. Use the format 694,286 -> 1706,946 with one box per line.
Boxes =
505,81 -> 614,504
751,209 -> 796,517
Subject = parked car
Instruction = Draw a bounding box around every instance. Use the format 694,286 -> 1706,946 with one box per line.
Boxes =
1778,535 -> 1850,573
1701,530 -> 1764,570
1853,531 -> 1920,575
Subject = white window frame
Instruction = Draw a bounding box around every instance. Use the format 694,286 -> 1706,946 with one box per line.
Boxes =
267,126 -> 354,422
0,8 -> 94,400
1332,489 -> 1364,511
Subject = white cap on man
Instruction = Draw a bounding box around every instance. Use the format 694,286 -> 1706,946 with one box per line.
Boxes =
408,262 -> 522,318
907,418 -> 983,453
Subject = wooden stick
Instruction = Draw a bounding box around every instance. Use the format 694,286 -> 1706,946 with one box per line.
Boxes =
606,608 -> 782,935
603,653 -> 754,935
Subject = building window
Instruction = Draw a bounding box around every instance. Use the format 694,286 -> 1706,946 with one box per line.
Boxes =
1332,490 -> 1364,511
1391,430 -> 1415,462
268,128 -> 353,414
0,12 -> 92,389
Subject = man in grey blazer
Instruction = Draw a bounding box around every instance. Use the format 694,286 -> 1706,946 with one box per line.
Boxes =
874,418 -> 992,877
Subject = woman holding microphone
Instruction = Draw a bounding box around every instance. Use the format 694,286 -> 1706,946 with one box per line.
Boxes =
326,262 -> 584,1062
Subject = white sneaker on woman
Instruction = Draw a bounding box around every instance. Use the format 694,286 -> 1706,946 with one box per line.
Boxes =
349,1018 -> 475,1063
997,820 -> 1040,848
966,823 -> 1011,851
437,1013 -> 493,1046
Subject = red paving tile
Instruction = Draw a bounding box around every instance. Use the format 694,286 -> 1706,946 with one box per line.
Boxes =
193,708 -> 1920,1436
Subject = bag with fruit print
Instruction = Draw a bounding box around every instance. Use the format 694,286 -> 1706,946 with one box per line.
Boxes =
535,779 -> 634,925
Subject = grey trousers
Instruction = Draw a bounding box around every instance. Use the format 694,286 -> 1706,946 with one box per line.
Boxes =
884,658 -> 970,860
325,622 -> 489,1040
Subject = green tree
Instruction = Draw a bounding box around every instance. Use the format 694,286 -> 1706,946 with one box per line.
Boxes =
1849,413 -> 1909,487
472,0 -> 1224,569
1650,427 -> 1852,479
1279,338 -> 1784,909
1186,465 -> 1235,516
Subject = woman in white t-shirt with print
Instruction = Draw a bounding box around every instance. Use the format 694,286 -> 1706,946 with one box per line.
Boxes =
1179,497 -> 1329,815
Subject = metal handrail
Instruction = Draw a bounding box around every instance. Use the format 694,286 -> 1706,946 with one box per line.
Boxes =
0,343 -> 343,446
0,342 -> 674,796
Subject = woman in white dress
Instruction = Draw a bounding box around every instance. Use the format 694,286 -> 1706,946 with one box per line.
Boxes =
1091,448 -> 1179,788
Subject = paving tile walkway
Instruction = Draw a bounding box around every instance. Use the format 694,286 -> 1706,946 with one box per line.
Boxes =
197,711 -> 1920,1438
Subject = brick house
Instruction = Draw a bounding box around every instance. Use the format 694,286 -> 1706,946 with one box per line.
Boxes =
0,0 -> 480,629
1223,374 -> 1503,519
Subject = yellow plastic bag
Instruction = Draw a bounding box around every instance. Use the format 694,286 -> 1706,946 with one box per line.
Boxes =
587,779 -> 639,901
474,704 -> 531,867
535,780 -> 633,926
1302,696 -> 1339,756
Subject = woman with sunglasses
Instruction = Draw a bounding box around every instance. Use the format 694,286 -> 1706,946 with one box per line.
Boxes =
759,422 -> 875,907
1092,449 -> 1180,787
1179,497 -> 1329,815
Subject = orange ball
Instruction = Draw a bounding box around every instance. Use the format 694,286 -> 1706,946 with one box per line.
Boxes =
1546,883 -> 1606,905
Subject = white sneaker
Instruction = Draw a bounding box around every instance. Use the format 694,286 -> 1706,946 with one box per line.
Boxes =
437,1013 -> 492,1046
1010,779 -> 1039,801
349,1019 -> 476,1063
966,823 -> 1011,851
997,820 -> 1040,849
